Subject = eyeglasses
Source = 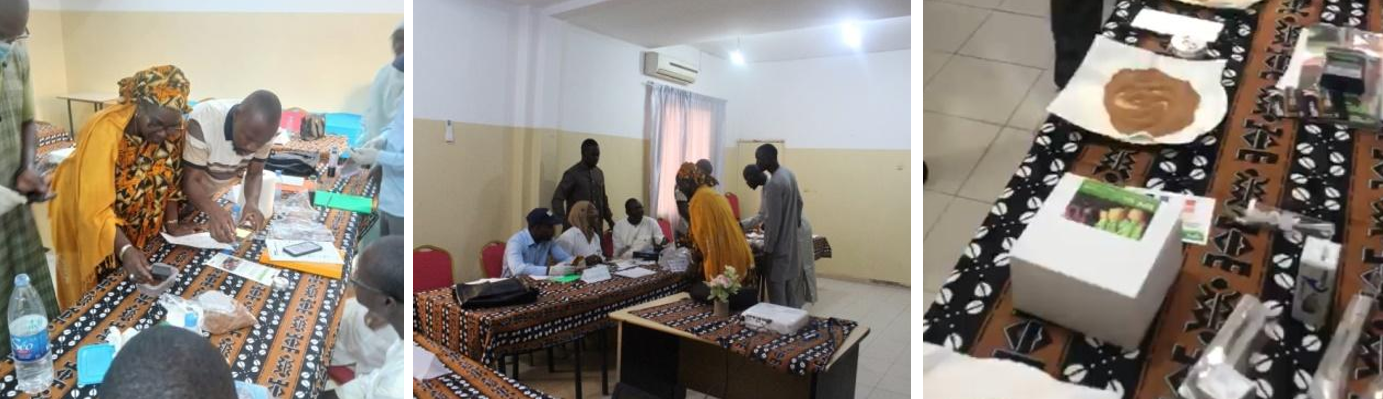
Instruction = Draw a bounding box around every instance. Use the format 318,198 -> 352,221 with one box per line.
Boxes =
3,28 -> 29,45
348,275 -> 400,301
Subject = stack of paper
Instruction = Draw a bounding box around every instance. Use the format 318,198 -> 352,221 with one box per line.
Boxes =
615,267 -> 655,279
162,232 -> 232,250
258,240 -> 346,279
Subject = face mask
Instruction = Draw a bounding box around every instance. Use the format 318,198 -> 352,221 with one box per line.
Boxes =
0,42 -> 12,63
392,55 -> 403,72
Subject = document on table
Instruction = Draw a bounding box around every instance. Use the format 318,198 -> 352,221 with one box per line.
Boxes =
413,345 -> 451,380
581,265 -> 612,284
264,239 -> 345,265
206,253 -> 281,287
615,267 -> 655,279
162,232 -> 233,250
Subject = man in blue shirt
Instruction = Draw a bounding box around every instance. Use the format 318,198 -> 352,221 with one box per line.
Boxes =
351,56 -> 405,236
505,208 -> 599,277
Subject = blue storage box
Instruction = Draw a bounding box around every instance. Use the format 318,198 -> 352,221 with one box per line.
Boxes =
323,113 -> 364,146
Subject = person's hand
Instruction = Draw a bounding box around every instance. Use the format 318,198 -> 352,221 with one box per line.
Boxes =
585,255 -> 603,266
13,168 -> 47,198
362,136 -> 387,150
364,312 -> 388,330
119,246 -> 154,284
239,206 -> 265,231
205,207 -> 237,243
350,147 -> 380,165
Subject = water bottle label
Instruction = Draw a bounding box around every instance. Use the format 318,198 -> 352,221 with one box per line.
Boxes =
11,331 -> 47,362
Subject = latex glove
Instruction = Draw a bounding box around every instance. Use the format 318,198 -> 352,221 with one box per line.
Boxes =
350,147 -> 380,165
361,136 -> 387,150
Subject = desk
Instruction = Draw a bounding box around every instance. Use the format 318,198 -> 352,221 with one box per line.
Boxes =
921,0 -> 1383,397
55,93 -> 118,134
609,293 -> 867,399
414,334 -> 554,399
3,138 -> 372,398
415,268 -> 688,397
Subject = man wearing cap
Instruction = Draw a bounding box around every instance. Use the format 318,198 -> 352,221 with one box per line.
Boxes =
503,208 -> 597,277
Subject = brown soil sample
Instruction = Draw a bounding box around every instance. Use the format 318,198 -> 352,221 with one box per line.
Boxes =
1103,69 -> 1200,137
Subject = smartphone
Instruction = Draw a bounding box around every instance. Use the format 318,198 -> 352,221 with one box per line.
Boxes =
150,263 -> 176,282
284,242 -> 323,257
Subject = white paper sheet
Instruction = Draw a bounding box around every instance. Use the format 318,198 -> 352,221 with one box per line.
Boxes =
206,253 -> 281,287
1047,36 -> 1228,145
277,175 -> 306,186
162,232 -> 233,250
47,147 -> 75,164
1131,9 -> 1223,43
264,240 -> 345,265
272,129 -> 292,145
412,345 -> 450,380
465,278 -> 506,285
581,265 -> 612,284
615,267 -> 655,279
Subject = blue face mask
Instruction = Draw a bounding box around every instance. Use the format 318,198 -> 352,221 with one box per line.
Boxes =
392,55 -> 403,72
0,42 -> 12,63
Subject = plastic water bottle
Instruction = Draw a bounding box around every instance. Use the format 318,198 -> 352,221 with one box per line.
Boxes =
9,274 -> 52,394
327,148 -> 339,178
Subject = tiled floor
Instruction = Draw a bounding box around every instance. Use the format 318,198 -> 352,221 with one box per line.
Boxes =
513,277 -> 911,398
922,0 -> 1113,305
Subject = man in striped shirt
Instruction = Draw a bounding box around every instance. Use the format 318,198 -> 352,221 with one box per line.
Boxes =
181,90 -> 281,243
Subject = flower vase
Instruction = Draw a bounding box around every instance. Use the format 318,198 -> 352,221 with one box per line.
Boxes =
713,300 -> 730,317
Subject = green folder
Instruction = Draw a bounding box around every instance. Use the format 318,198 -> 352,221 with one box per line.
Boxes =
313,191 -> 374,214
552,274 -> 581,283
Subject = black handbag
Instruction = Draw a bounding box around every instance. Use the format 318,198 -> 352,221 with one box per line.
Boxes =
452,279 -> 539,309
264,152 -> 319,177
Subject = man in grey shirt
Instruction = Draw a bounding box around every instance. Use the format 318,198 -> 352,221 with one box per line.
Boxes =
552,139 -> 614,232
754,144 -> 806,308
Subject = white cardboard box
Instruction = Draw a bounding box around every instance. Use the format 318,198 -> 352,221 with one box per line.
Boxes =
1011,174 -> 1184,349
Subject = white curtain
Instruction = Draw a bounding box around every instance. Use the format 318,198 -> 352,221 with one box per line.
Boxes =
646,82 -> 727,233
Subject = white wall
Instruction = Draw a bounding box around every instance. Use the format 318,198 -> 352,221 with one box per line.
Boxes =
728,49 -> 910,150
418,0 -> 735,136
414,0 -> 522,125
31,0 -> 402,13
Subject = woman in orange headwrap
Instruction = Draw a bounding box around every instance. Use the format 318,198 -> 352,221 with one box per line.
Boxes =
676,162 -> 753,283
50,65 -> 193,308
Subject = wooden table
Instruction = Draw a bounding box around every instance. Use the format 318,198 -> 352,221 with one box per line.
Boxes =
6,137 -> 372,398
54,93 -> 118,134
609,293 -> 868,399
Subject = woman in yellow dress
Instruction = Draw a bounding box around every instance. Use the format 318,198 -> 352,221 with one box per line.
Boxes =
49,65 -> 194,308
676,162 -> 753,283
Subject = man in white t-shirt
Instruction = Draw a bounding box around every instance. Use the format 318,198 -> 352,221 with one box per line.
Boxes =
323,236 -> 406,399
613,198 -> 665,259
181,90 -> 281,243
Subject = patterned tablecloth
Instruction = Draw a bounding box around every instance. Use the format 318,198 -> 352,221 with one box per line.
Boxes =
5,136 -> 371,398
414,334 -> 553,399
747,234 -> 833,260
627,299 -> 857,376
414,268 -> 690,365
923,0 -> 1383,397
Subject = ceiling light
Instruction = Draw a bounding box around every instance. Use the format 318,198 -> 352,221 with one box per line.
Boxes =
730,50 -> 746,65
842,22 -> 862,49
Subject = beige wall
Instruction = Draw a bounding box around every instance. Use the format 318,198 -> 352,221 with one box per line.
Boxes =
723,145 -> 912,285
25,10 -> 69,126
25,10 -> 399,131
417,119 -> 912,286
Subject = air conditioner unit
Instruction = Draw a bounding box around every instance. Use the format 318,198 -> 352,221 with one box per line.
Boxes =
643,51 -> 698,85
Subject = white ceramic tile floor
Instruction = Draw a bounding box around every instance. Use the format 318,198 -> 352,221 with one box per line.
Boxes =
924,55 -> 1042,124
922,2 -> 990,53
959,11 -> 1054,68
923,189 -> 954,238
922,113 -> 1002,193
957,127 -> 1037,201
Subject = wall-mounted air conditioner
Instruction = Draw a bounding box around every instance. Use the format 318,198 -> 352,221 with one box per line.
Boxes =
642,51 -> 698,85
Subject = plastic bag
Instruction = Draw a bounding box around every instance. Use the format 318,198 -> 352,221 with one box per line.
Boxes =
158,294 -> 204,334
196,291 -> 258,335
267,191 -> 335,242
659,246 -> 691,273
